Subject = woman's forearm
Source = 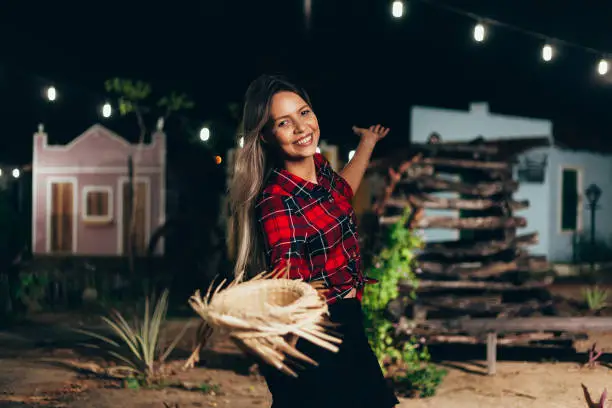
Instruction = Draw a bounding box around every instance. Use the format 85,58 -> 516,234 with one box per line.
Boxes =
339,139 -> 376,196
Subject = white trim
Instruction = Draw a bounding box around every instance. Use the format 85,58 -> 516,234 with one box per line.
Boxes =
82,185 -> 114,223
117,176 -> 151,255
558,165 -> 583,234
32,135 -> 39,252
36,166 -> 162,175
45,176 -> 79,254
41,124 -> 158,151
158,160 -> 166,255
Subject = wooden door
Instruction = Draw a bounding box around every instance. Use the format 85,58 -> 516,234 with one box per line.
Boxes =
122,181 -> 147,255
50,182 -> 74,252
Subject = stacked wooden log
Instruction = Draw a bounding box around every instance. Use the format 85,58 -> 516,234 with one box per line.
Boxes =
372,137 -> 557,327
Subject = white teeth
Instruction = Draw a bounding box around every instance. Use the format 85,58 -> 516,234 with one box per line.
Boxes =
296,135 -> 312,145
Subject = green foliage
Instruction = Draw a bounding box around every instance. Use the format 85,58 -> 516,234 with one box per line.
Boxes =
15,272 -> 49,312
362,209 -> 447,398
104,78 -> 194,119
583,286 -> 609,311
77,289 -> 191,386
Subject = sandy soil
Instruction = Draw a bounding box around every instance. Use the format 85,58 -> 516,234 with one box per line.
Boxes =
2,355 -> 611,408
3,280 -> 612,408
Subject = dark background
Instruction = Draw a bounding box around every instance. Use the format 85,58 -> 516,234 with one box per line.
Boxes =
0,0 -> 611,164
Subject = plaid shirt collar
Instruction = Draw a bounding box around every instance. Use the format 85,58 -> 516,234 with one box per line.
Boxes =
263,153 -> 337,200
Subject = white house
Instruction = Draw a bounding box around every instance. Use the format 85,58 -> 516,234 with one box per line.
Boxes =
411,102 -> 612,263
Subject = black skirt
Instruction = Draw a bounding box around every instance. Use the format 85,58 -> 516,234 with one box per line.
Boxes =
261,298 -> 400,408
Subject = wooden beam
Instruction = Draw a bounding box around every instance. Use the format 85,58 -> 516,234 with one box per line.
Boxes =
413,216 -> 527,230
424,233 -> 539,258
400,276 -> 553,291
487,332 -> 497,375
418,256 -> 551,278
417,317 -> 612,335
422,157 -> 511,171
387,194 -> 529,212
400,176 -> 518,197
411,143 -> 499,155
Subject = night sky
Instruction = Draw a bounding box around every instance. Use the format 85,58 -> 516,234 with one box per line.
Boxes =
1,0 -> 612,165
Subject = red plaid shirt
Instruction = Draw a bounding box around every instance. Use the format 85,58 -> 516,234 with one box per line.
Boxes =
256,153 -> 373,304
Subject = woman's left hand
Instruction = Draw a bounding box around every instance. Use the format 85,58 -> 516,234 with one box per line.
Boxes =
352,124 -> 390,146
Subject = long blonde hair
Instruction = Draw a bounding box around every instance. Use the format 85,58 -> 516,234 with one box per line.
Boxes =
229,75 -> 312,281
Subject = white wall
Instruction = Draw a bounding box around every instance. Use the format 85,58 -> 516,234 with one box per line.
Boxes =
410,102 -> 553,255
546,148 -> 612,262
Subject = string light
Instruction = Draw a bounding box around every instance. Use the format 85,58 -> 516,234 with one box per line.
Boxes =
598,59 -> 609,76
101,102 -> 112,118
348,150 -> 356,161
0,169 -> 3,177
239,137 -> 244,148
215,155 -> 222,165
391,1 -> 404,18
316,147 -> 321,153
542,44 -> 554,62
199,127 -> 210,142
46,86 -> 57,102
473,23 -> 485,42
12,169 -> 20,179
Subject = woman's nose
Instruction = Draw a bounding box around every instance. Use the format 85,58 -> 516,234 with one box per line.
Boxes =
294,118 -> 307,133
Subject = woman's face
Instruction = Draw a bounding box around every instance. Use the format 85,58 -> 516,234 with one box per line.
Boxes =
265,91 -> 320,162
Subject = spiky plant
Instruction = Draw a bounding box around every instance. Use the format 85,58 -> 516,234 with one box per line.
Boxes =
583,286 -> 609,312
77,289 -> 191,385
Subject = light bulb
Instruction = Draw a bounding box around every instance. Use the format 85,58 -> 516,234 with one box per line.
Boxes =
542,44 -> 553,62
12,169 -> 20,178
102,102 -> 112,118
199,127 -> 211,142
239,137 -> 244,148
392,1 -> 404,18
598,59 -> 609,76
473,23 -> 485,42
46,86 -> 57,101
316,147 -> 321,153
0,169 -> 3,176
348,150 -> 356,161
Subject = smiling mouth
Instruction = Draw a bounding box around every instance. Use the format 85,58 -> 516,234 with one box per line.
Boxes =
295,134 -> 313,146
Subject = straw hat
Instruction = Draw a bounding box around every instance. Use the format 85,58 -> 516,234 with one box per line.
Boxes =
188,266 -> 342,377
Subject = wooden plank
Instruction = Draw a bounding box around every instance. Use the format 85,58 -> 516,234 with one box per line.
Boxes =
418,256 -> 551,278
388,194 -> 529,212
487,332 -> 497,375
418,317 -> 612,335
424,233 -> 539,258
411,143 -> 499,155
422,157 -> 510,171
400,176 -> 519,197
400,276 -> 553,291
411,216 -> 527,230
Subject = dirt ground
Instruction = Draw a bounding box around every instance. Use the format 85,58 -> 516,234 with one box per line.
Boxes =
3,280 -> 612,408
2,312 -> 612,408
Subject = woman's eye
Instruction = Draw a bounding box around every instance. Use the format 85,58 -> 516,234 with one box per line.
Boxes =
278,120 -> 288,127
301,109 -> 311,116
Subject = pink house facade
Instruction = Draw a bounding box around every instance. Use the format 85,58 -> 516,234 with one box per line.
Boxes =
32,124 -> 166,256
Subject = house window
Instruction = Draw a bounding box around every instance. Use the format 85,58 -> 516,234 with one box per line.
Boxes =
83,186 -> 113,222
560,168 -> 580,232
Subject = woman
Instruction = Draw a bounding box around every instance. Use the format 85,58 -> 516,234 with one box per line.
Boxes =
229,74 -> 399,408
